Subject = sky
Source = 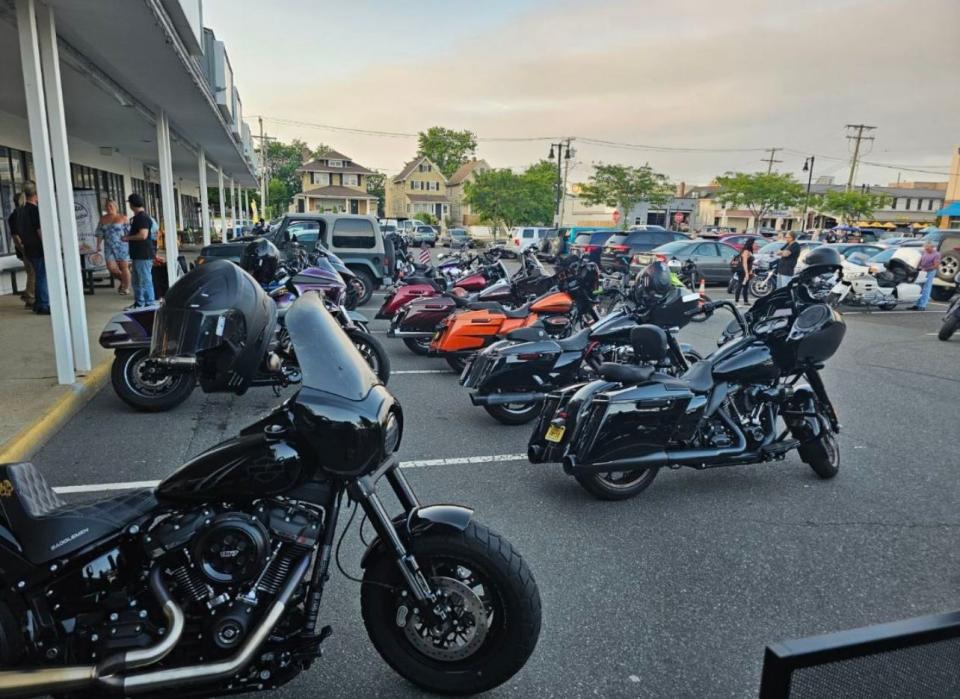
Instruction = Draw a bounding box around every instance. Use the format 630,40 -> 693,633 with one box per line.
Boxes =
204,0 -> 959,187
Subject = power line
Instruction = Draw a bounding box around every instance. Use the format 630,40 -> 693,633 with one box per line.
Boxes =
845,124 -> 877,189
762,147 -> 783,173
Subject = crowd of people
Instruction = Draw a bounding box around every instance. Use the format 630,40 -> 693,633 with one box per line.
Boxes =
7,185 -> 159,312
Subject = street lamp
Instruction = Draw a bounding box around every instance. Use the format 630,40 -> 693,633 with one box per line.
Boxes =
548,139 -> 573,226
800,156 -> 815,231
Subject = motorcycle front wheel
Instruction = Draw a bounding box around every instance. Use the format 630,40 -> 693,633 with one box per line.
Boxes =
798,415 -> 840,479
111,348 -> 195,412
348,329 -> 391,384
573,445 -> 660,500
361,521 -> 541,695
749,276 -> 774,299
938,314 -> 958,341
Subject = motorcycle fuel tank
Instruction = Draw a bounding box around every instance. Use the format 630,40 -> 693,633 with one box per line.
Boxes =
712,340 -> 780,383
376,283 -> 436,319
157,431 -> 304,503
529,292 -> 573,314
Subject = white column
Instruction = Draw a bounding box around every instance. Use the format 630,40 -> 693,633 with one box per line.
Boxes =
36,3 -> 90,372
175,179 -> 184,233
217,166 -> 225,242
230,178 -> 237,237
242,188 -> 248,228
16,0 -> 73,384
198,150 -> 210,246
156,111 -> 179,285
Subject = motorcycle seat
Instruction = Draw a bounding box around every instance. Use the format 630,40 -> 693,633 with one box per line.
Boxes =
557,327 -> 592,351
0,462 -> 156,565
500,301 -> 536,318
506,325 -> 548,342
598,362 -> 655,384
679,360 -> 714,393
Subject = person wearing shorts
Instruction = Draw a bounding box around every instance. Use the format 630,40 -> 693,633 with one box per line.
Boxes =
96,199 -> 131,294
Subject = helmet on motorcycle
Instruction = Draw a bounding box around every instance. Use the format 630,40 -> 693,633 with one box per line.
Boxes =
152,260 -> 277,395
798,245 -> 843,302
240,239 -> 281,285
633,261 -> 672,306
577,260 -> 600,292
887,246 -> 921,274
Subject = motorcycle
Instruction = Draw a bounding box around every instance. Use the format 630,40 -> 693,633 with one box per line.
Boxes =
938,272 -> 960,341
0,280 -> 541,697
461,284 -> 704,425
749,259 -> 778,299
430,256 -> 601,372
387,248 -> 555,356
101,248 -> 389,412
528,259 -> 846,500
827,247 -> 922,311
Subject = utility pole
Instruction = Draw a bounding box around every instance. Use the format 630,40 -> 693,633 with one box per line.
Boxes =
254,116 -> 277,216
845,124 -> 876,190
762,147 -> 783,173
548,138 -> 574,227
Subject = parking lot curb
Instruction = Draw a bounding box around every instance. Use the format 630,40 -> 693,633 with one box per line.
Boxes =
0,358 -> 112,463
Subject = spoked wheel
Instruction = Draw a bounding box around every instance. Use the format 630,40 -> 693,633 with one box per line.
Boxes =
572,445 -> 660,500
349,330 -> 391,384
402,337 -> 433,356
361,522 -> 541,695
798,416 -> 840,479
483,400 -> 542,425
749,276 -> 774,299
111,348 -> 195,412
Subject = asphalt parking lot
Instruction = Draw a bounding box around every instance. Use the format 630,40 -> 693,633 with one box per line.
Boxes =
31,262 -> 960,698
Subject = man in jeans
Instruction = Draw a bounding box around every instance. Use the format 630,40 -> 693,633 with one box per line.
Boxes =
13,183 -> 49,315
123,193 -> 155,308
777,231 -> 801,288
911,241 -> 941,311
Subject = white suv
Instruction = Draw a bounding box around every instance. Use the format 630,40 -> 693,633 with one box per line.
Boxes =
506,227 -> 553,257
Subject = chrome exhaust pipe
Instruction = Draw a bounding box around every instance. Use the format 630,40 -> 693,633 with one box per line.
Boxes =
0,567 -> 185,698
387,328 -> 433,338
102,554 -> 311,694
470,391 -> 545,407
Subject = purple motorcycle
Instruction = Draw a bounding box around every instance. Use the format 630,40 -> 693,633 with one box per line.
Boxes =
100,249 -> 389,411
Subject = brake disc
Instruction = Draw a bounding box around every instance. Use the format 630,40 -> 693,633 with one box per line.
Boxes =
402,576 -> 489,662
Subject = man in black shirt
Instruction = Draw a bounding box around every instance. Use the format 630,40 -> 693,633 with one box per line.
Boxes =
123,193 -> 155,307
14,183 -> 49,314
778,231 -> 801,288
7,206 -> 36,308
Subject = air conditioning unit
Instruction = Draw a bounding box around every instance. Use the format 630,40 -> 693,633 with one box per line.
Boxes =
231,88 -> 242,139
206,37 -> 233,120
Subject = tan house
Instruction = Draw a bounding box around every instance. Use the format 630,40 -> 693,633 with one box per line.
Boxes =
292,149 -> 379,215
446,159 -> 490,225
385,155 -> 451,222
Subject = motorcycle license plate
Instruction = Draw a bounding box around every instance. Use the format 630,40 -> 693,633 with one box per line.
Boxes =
545,424 -> 566,443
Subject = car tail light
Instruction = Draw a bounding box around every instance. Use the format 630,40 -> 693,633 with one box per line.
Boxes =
514,238 -> 520,246
583,245 -> 598,253
609,244 -> 629,253
655,253 -> 666,262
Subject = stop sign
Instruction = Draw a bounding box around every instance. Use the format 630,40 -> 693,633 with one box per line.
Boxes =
612,210 -> 621,224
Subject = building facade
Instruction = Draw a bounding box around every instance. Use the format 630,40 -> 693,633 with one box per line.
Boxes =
385,156 -> 451,222
292,150 -> 378,215
446,159 -> 489,226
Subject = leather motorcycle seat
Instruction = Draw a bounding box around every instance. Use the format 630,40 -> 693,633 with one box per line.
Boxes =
679,360 -> 714,393
500,300 -> 536,318
557,327 -> 591,351
0,462 -> 156,565
598,362 -> 655,383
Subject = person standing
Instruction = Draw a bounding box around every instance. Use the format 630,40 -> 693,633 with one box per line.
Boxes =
13,183 -> 48,315
911,241 -> 941,311
733,239 -> 754,306
96,199 -> 131,295
123,193 -> 155,308
7,204 -> 35,309
777,231 -> 801,288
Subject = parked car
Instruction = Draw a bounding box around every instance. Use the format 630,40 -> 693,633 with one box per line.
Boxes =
196,213 -> 393,305
631,239 -> 738,284
795,243 -> 887,273
720,234 -> 766,252
569,229 -> 618,264
600,229 -> 689,272
439,227 -> 474,248
506,226 -> 554,257
752,240 -> 821,271
412,225 -> 438,246
701,225 -> 738,237
542,226 -> 607,259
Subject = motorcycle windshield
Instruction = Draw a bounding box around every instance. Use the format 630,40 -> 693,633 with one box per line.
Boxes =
151,306 -> 233,357
316,245 -> 353,278
285,292 -> 379,399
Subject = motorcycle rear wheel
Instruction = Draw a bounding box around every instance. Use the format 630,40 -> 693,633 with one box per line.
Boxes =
402,337 -> 433,356
483,401 -> 542,425
111,348 -> 195,412
573,445 -> 660,500
938,314 -> 958,341
361,521 -> 541,695
749,276 -> 773,299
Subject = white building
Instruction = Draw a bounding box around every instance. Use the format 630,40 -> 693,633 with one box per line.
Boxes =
0,0 -> 258,384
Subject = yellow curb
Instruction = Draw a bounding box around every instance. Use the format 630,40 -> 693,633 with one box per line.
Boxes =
0,358 -> 112,463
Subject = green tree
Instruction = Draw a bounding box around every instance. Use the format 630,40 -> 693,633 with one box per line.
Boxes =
579,163 -> 673,229
267,178 -> 289,217
417,211 -> 439,226
811,190 -> 891,225
417,126 -> 478,178
714,172 -> 805,232
311,143 -> 332,159
464,165 -> 555,237
254,138 -> 310,213
365,172 -> 386,217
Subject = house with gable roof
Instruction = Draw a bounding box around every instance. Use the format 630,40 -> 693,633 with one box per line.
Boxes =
292,149 -> 379,215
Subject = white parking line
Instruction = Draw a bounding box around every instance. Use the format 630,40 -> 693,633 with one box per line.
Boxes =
52,453 -> 529,494
392,369 -> 454,374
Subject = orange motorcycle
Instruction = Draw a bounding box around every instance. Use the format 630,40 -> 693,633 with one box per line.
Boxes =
430,257 -> 600,371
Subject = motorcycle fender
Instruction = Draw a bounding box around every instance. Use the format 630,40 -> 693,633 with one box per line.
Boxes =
347,310 -> 368,324
783,386 -> 822,441
360,505 -> 475,569
99,309 -> 153,349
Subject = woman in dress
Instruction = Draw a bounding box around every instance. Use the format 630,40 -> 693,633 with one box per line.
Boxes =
96,199 -> 131,294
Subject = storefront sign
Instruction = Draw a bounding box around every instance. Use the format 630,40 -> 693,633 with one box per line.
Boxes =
74,189 -> 105,270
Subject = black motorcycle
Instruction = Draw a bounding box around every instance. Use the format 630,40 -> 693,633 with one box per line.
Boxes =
0,265 -> 541,696
461,283 -> 704,425
938,273 -> 959,341
528,249 -> 846,500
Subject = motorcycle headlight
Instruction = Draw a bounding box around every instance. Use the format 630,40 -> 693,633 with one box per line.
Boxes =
383,411 -> 402,453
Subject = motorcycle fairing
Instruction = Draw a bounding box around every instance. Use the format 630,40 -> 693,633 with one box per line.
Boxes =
99,308 -> 156,349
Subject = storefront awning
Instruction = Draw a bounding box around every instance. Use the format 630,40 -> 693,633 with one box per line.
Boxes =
935,201 -> 960,217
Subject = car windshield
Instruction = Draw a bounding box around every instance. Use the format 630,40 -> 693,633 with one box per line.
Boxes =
869,248 -> 896,264
285,293 -> 379,399
451,229 -> 467,236
652,241 -> 694,254
758,242 -> 785,254
605,234 -> 629,245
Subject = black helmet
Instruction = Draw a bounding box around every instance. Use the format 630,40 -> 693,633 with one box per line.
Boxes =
240,239 -> 281,285
152,260 -> 277,395
633,261 -> 672,306
799,246 -> 843,278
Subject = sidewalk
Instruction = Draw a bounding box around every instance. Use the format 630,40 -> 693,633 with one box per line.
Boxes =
0,286 -> 133,461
